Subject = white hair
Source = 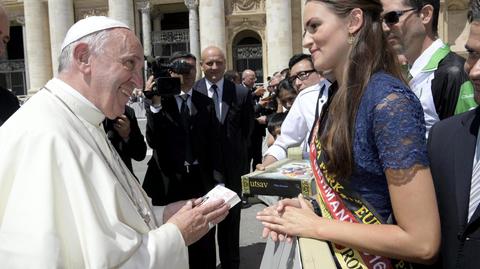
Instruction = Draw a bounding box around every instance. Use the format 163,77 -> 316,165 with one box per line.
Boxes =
57,29 -> 113,73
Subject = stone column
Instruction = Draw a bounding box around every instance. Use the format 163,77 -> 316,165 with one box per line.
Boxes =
153,16 -> 161,32
138,1 -> 152,57
301,0 -> 309,53
24,0 -> 52,95
199,0 -> 226,53
108,0 -> 135,30
185,0 -> 201,78
48,0 -> 74,76
266,0 -> 293,75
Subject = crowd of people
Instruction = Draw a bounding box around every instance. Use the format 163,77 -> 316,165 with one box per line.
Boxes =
1,0 -> 480,268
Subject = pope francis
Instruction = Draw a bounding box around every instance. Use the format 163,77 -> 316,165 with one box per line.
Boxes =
0,16 -> 229,268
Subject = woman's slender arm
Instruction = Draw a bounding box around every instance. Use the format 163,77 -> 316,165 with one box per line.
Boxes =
258,166 -> 440,264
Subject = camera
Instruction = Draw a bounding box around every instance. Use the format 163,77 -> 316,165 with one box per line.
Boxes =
144,58 -> 194,98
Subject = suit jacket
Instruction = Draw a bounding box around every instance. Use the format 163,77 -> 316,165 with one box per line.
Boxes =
143,90 -> 215,194
103,105 -> 146,173
428,107 -> 480,269
193,78 -> 254,193
0,86 -> 20,127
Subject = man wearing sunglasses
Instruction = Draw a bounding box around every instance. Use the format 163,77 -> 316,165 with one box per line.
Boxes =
382,0 -> 477,135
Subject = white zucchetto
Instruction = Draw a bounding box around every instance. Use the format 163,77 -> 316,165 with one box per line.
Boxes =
60,16 -> 130,51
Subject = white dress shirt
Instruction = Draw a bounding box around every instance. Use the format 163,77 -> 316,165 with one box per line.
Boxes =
205,78 -> 224,119
149,89 -> 193,114
469,125 -> 480,221
265,79 -> 330,160
409,39 -> 445,136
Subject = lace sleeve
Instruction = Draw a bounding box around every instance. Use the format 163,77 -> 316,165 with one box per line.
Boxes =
373,89 -> 429,178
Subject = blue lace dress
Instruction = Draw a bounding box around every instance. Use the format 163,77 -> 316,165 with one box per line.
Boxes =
350,71 -> 429,221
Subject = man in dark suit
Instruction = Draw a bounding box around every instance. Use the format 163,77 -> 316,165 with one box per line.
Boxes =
428,2 -> 480,267
0,5 -> 19,127
103,105 -> 146,175
193,46 -> 254,269
0,87 -> 19,127
242,69 -> 267,172
142,51 -> 217,269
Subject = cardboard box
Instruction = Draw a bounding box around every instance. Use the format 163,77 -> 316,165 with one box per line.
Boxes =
242,159 -> 315,198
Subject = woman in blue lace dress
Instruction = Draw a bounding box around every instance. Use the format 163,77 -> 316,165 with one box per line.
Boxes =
257,0 -> 440,266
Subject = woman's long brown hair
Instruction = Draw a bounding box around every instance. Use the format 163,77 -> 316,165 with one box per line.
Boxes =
306,0 -> 405,179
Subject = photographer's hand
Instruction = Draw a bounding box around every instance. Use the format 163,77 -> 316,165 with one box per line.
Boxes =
145,75 -> 155,91
145,75 -> 161,105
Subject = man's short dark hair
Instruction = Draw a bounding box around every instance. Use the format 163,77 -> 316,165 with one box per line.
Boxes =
468,0 -> 480,23
169,51 -> 196,63
267,112 -> 287,136
288,53 -> 313,70
404,0 -> 440,36
277,78 -> 296,96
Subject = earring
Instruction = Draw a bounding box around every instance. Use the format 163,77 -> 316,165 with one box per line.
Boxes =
347,33 -> 355,45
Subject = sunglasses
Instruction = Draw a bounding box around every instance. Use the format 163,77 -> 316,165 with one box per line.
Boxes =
288,69 -> 316,83
381,8 -> 417,25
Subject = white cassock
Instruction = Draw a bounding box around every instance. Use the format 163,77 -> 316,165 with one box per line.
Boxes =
0,78 -> 188,268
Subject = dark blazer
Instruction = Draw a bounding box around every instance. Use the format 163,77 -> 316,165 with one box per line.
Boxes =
103,105 -> 146,173
0,86 -> 20,127
193,78 -> 254,193
142,90 -> 215,204
428,107 -> 480,269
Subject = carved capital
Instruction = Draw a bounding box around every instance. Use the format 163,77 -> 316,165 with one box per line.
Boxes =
231,0 -> 264,13
184,0 -> 199,10
447,0 -> 469,10
75,7 -> 108,20
16,16 -> 25,25
136,1 -> 151,13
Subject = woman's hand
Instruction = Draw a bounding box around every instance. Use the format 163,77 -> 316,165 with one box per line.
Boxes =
257,195 -> 320,241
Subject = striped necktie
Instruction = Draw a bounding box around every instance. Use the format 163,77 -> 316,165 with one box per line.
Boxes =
469,155 -> 480,221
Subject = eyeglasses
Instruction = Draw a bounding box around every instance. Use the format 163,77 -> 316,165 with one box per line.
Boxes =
288,69 -> 316,83
381,8 -> 417,25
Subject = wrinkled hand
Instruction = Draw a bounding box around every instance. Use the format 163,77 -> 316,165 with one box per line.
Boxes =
257,195 -> 320,241
163,200 -> 188,222
114,115 -> 131,139
258,99 -> 269,107
254,87 -> 266,97
167,199 -> 229,246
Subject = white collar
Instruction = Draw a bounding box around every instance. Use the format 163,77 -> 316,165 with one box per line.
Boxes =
45,78 -> 105,126
176,88 -> 193,97
205,77 -> 224,92
410,39 -> 445,78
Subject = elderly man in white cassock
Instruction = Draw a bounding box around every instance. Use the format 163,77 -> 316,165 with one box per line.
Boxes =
0,16 -> 229,268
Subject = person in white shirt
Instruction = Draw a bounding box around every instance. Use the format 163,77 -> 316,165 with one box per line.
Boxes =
381,0 -> 477,134
0,16 -> 229,268
258,54 -> 328,168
